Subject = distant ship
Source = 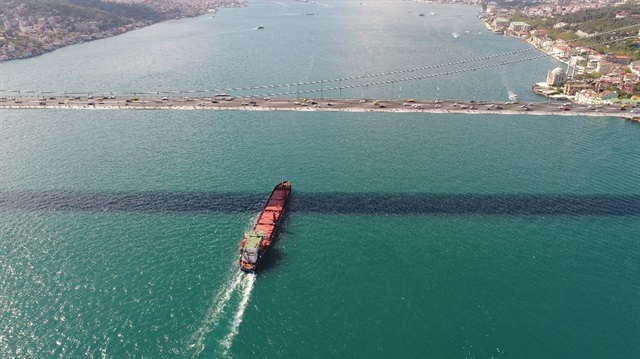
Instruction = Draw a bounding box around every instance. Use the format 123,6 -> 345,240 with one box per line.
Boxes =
452,32 -> 460,38
239,181 -> 291,273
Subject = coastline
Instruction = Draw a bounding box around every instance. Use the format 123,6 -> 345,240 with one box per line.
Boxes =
0,1 -> 247,62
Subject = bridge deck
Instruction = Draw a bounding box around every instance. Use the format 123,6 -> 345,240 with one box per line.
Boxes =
0,96 -> 637,121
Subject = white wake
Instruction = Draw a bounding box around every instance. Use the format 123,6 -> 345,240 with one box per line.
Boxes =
221,273 -> 256,354
188,270 -> 256,358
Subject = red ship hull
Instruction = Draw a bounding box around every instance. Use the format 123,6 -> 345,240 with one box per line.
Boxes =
239,181 -> 291,272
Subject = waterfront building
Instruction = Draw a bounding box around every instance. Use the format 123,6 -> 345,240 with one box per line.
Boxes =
492,18 -> 510,30
574,89 -> 619,105
551,45 -> 576,61
574,89 -> 600,104
547,67 -> 567,87
564,83 -> 593,96
508,21 -> 531,32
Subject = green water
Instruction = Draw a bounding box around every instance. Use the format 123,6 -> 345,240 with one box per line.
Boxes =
1,2 -> 639,358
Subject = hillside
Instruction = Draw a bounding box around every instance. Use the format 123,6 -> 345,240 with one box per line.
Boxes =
0,0 -> 169,29
513,3 -> 640,59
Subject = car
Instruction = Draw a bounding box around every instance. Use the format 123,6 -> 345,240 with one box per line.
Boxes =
359,99 -> 367,103
406,99 -> 415,103
379,105 -> 387,108
563,107 -> 571,111
413,104 -> 423,109
326,102 -> 333,106
294,101 -> 302,105
403,103 -> 411,106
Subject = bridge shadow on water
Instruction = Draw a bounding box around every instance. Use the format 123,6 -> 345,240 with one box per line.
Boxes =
0,191 -> 639,216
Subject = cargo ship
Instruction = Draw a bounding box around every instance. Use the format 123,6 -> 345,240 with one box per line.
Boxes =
239,181 -> 291,273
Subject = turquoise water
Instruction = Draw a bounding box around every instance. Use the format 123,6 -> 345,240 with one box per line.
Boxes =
1,2 -> 639,358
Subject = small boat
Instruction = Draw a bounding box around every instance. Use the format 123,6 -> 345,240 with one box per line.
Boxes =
419,13 -> 425,17
256,25 -> 264,30
509,91 -> 519,103
452,32 -> 460,38
239,181 -> 292,273
429,12 -> 435,16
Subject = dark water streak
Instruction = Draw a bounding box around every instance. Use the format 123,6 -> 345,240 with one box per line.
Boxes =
1,191 -> 639,215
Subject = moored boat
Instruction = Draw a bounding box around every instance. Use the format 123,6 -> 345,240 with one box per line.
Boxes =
239,181 -> 291,273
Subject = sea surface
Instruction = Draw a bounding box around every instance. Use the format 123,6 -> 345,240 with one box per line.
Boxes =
1,1 -> 639,358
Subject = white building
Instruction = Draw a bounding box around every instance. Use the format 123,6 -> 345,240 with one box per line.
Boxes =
547,67 -> 567,87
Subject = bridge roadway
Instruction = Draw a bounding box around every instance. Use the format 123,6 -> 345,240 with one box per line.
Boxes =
0,96 -> 638,121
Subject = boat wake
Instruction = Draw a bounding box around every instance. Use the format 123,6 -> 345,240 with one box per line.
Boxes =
188,269 -> 256,358
222,273 -> 256,355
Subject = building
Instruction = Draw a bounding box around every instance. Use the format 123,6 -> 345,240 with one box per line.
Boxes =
564,83 -> 593,96
509,22 -> 532,32
492,18 -> 510,30
596,61 -> 617,75
605,53 -> 631,66
547,67 -> 566,87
